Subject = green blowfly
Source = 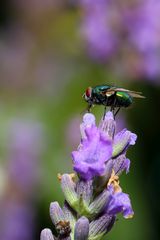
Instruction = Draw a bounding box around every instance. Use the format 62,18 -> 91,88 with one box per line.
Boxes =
83,85 -> 145,118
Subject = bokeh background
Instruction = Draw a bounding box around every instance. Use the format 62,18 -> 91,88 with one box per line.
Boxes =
0,1 -> 160,240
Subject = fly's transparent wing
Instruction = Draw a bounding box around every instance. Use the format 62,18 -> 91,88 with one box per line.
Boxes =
127,92 -> 145,98
109,87 -> 145,98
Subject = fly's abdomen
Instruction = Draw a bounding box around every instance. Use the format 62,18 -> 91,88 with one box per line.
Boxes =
116,92 -> 133,107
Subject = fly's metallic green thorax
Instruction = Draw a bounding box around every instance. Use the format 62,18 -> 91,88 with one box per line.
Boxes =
92,85 -> 111,104
83,84 -> 144,117
93,85 -> 111,93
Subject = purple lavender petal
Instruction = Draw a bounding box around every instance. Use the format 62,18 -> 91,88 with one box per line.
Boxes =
113,154 -> 130,175
80,113 -> 96,140
114,128 -> 137,146
106,191 -> 134,218
99,111 -> 116,139
113,128 -> 137,157
72,124 -> 112,180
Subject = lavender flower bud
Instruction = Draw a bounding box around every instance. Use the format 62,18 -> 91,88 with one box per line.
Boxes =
60,174 -> 79,209
76,179 -> 93,205
88,189 -> 110,218
89,214 -> 115,240
113,154 -> 130,175
40,229 -> 54,240
50,202 -> 71,239
50,202 -> 65,226
74,216 -> 89,240
113,129 -> 137,158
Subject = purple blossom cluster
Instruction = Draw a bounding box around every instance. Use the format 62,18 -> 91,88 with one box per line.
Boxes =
79,0 -> 160,81
41,111 -> 136,240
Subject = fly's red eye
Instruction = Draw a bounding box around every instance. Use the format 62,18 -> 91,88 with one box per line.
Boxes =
86,87 -> 91,98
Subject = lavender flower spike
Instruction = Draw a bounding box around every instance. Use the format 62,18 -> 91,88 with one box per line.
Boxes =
41,110 -> 137,240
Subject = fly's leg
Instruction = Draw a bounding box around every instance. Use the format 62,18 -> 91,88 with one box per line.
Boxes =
110,97 -> 117,119
110,107 -> 115,120
114,107 -> 121,118
103,105 -> 107,120
87,103 -> 92,112
103,97 -> 108,120
110,105 -> 114,112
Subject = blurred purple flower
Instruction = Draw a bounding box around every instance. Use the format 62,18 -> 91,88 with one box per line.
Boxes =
124,0 -> 160,79
127,0 -> 160,52
80,0 -> 107,8
0,119 -> 44,240
0,26 -> 35,89
65,115 -> 81,149
7,120 -> 44,194
1,201 -> 35,240
79,0 -> 160,81
80,0 -> 117,61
